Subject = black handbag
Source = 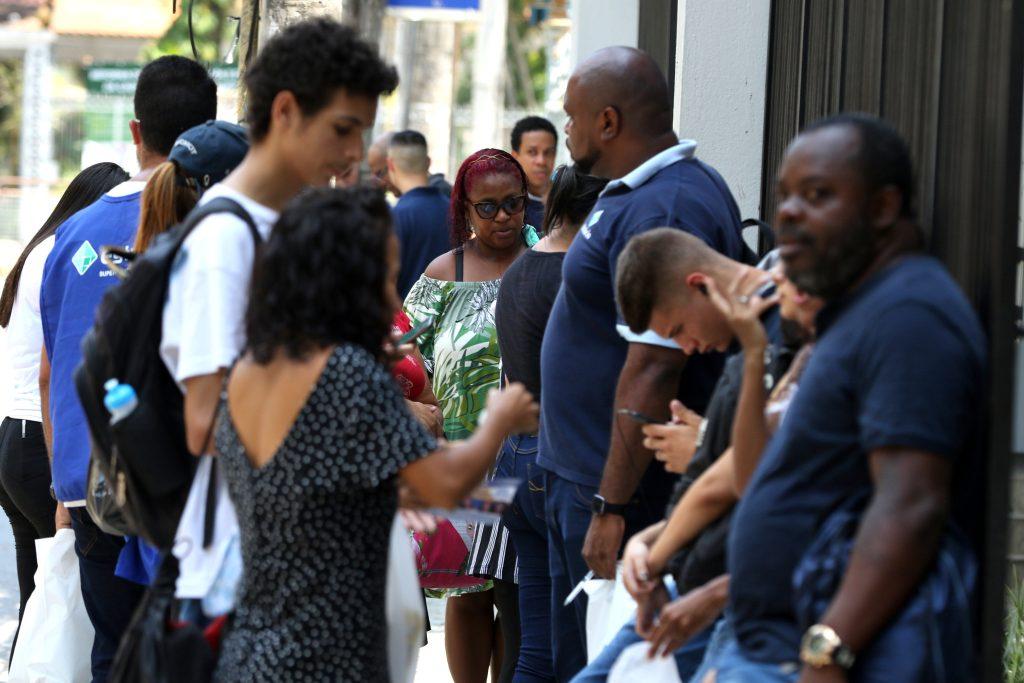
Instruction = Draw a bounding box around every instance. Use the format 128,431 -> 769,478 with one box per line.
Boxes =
109,553 -> 226,683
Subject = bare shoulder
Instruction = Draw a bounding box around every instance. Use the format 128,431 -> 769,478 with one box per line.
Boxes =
424,250 -> 457,281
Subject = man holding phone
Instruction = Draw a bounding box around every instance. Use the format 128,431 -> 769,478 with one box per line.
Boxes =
538,46 -> 749,678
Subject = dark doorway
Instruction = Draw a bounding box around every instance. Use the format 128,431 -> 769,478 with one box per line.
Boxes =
761,1 -> 1024,679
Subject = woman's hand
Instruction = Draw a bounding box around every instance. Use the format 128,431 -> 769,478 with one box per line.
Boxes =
406,399 -> 443,437
642,400 -> 703,474
384,329 -> 417,369
645,583 -> 726,658
399,508 -> 438,534
485,383 -> 539,435
703,268 -> 778,352
622,532 -> 660,601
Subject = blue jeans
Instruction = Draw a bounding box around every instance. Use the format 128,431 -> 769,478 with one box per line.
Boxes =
704,632 -> 800,683
498,434 -> 555,682
571,580 -> 715,683
544,471 -> 669,681
69,508 -> 145,683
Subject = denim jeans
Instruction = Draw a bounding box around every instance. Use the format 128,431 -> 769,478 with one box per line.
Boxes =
68,507 -> 145,683
0,418 -> 56,662
497,434 -> 555,682
570,579 -> 715,683
544,470 -> 670,681
704,632 -> 799,683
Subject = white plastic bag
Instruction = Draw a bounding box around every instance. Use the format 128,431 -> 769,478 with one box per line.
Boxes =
386,514 -> 425,683
608,642 -> 683,683
583,565 -> 638,663
173,454 -> 241,603
9,528 -> 95,683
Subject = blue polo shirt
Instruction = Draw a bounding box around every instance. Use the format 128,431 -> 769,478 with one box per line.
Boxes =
537,140 -> 747,487
727,255 -> 986,664
525,195 -> 545,234
393,186 -> 451,301
41,188 -> 141,503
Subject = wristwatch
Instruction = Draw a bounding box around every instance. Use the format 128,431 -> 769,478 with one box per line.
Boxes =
590,494 -> 627,517
800,624 -> 855,670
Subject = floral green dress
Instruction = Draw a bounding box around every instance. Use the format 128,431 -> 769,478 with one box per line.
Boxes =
404,228 -> 538,597
404,276 -> 502,441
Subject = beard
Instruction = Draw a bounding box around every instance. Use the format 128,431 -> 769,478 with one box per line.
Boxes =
779,215 -> 877,301
572,148 -> 600,176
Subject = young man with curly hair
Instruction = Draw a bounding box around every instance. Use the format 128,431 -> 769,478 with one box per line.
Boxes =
158,17 -> 398,609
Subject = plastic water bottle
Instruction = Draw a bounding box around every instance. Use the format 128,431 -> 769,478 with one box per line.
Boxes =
103,379 -> 138,424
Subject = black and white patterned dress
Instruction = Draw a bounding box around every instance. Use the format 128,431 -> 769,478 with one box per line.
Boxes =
214,344 -> 436,682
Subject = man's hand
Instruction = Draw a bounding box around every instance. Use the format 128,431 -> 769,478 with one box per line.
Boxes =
582,513 -> 624,579
642,400 -> 703,474
55,501 -> 71,530
635,580 -> 670,638
406,399 -> 443,437
646,583 -> 726,658
797,665 -> 847,683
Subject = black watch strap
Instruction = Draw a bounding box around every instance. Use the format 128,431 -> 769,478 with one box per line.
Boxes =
591,494 -> 627,516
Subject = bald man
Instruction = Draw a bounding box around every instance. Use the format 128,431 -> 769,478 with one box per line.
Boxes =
367,131 -> 397,195
387,130 -> 451,299
537,46 -> 751,679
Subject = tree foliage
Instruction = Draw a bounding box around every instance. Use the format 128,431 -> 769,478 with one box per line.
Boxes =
144,0 -> 242,64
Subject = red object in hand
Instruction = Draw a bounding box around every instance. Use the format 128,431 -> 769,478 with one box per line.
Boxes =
391,312 -> 427,399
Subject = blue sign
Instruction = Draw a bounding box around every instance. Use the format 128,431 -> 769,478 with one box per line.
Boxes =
388,0 -> 479,9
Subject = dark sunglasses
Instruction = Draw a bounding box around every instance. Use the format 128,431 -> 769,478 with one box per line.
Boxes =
471,195 -> 527,220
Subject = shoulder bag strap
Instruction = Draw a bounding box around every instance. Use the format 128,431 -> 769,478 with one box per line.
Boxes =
454,245 -> 465,282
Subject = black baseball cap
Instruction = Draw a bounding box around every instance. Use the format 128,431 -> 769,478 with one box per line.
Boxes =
168,120 -> 249,191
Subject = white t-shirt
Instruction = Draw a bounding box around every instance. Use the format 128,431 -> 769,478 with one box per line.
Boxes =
3,235 -> 55,422
160,184 -> 278,386
159,184 -> 277,600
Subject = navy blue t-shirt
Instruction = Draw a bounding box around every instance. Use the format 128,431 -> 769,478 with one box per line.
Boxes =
41,190 -> 140,502
537,143 -> 747,487
727,255 -> 987,664
393,186 -> 450,301
525,196 -> 545,234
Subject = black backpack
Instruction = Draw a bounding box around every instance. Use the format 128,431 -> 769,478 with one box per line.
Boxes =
74,197 -> 259,549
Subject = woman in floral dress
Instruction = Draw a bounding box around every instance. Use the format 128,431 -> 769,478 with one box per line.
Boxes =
405,149 -> 538,683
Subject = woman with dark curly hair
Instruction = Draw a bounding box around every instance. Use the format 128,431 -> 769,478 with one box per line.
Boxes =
213,186 -> 537,682
404,149 -> 539,683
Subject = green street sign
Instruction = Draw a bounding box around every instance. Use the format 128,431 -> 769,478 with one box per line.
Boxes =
85,63 -> 238,96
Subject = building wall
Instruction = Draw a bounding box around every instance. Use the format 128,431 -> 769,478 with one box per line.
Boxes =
569,0 -> 638,65
672,0 -> 770,219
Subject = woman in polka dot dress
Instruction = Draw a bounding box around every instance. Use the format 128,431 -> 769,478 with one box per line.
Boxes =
212,187 -> 538,682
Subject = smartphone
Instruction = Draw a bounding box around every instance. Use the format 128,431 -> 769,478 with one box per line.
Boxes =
754,280 -> 777,299
396,316 -> 434,346
617,408 -> 662,425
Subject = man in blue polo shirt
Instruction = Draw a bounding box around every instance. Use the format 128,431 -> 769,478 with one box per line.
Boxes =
716,115 -> 985,682
386,129 -> 451,300
537,45 -> 748,678
40,56 -> 216,682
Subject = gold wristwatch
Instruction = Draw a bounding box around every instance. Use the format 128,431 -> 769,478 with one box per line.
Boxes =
800,624 -> 855,670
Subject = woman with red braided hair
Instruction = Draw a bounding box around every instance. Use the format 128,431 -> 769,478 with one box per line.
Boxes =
405,148 -> 539,682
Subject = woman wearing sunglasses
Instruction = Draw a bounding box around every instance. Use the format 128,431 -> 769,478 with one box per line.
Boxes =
404,148 -> 538,683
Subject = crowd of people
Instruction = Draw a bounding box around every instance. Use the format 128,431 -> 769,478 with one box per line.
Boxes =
0,14 -> 985,683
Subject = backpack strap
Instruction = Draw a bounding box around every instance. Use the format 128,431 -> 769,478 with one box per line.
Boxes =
454,245 -> 464,282
180,196 -> 262,247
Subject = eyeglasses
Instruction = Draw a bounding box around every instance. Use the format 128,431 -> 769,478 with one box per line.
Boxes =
471,195 -> 527,220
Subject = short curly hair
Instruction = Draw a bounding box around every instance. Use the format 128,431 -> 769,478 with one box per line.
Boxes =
244,18 -> 399,142
449,148 -> 528,246
245,186 -> 394,364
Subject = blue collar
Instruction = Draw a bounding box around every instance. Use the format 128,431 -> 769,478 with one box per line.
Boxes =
601,139 -> 698,196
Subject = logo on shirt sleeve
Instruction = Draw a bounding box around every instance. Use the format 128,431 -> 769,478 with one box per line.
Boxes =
580,209 -> 604,240
71,241 -> 99,275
